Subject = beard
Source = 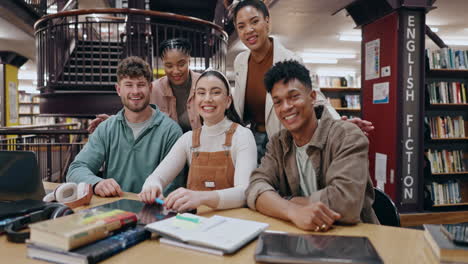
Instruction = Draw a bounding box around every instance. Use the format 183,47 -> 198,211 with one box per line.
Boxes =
121,95 -> 150,113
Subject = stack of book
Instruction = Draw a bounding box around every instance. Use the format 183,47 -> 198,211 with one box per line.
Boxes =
26,207 -> 150,264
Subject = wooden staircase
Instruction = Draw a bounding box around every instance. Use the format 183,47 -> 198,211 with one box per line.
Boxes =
40,40 -> 125,117
59,40 -> 122,89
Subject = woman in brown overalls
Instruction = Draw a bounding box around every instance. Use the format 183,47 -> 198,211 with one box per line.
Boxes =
139,70 -> 257,211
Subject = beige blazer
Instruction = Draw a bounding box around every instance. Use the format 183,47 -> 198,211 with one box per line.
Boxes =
151,70 -> 202,130
233,37 -> 339,138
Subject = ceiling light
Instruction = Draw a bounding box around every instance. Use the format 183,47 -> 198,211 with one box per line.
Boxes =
301,52 -> 356,59
339,34 -> 361,42
444,38 -> 468,46
68,24 -> 82,29
18,71 -> 37,80
316,69 -> 356,77
429,27 -> 439,32
92,14 -> 100,23
303,58 -> 338,64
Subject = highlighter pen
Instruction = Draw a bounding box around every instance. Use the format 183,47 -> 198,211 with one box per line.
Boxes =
155,198 -> 165,206
175,213 -> 200,223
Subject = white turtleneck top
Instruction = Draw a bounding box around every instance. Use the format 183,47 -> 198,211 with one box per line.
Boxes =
142,118 -> 257,209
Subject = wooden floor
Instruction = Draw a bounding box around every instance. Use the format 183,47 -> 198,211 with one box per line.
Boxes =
400,210 -> 468,227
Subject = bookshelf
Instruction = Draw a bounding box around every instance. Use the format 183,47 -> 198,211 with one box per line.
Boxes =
18,91 -> 55,125
314,75 -> 361,117
18,92 -> 40,125
424,48 -> 468,210
321,87 -> 361,117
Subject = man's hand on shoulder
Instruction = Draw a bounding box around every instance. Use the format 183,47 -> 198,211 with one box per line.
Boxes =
88,114 -> 110,134
287,201 -> 341,232
341,116 -> 374,136
94,179 -> 123,197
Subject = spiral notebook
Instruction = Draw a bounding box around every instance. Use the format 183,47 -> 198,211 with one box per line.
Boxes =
145,213 -> 268,255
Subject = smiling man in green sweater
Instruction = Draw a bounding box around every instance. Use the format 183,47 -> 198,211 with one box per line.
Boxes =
67,56 -> 184,197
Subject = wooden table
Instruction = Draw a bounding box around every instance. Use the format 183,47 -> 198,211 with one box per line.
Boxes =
0,182 -> 439,263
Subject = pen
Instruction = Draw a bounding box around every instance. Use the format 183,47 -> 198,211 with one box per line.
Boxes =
155,198 -> 165,206
175,213 -> 200,223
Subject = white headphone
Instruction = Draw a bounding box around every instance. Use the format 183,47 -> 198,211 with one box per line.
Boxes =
43,182 -> 92,208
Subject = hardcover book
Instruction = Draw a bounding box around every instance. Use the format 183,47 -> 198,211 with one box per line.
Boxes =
27,226 -> 150,264
29,208 -> 137,251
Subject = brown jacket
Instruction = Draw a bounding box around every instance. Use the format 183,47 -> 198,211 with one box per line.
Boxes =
245,108 -> 379,224
151,70 -> 202,130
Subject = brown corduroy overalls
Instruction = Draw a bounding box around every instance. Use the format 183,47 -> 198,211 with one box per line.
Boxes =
187,123 -> 239,191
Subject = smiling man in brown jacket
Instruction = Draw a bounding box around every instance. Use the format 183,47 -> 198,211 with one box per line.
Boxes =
245,60 -> 379,232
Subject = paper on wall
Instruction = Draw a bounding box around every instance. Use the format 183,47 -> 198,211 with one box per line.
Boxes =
365,39 -> 380,80
375,153 -> 387,183
9,81 -> 18,124
373,82 -> 389,104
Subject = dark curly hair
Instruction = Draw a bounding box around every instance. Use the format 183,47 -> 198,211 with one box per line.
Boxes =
264,60 -> 312,93
232,0 -> 269,24
159,38 -> 192,59
117,56 -> 152,83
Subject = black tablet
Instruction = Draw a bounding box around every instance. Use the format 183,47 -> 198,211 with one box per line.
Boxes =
92,199 -> 177,225
255,232 -> 383,264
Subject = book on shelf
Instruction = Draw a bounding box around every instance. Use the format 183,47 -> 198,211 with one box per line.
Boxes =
254,232 -> 383,264
426,149 -> 467,174
33,116 -> 55,125
312,75 -> 359,88
28,208 -> 137,251
19,105 -> 32,114
18,91 -> 33,103
426,48 -> 468,70
19,116 -> 33,125
27,226 -> 150,264
424,224 -> 468,263
32,105 -> 40,114
145,213 -> 268,255
328,98 -> 342,108
426,181 -> 463,206
426,116 -> 466,139
343,94 -> 361,109
426,81 -> 468,104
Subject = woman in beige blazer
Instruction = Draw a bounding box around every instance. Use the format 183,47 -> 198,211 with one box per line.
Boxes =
228,0 -> 373,162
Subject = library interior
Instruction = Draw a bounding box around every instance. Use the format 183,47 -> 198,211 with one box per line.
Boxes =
1,0 -> 468,263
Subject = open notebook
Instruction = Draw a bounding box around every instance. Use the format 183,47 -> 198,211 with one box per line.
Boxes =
145,213 -> 268,255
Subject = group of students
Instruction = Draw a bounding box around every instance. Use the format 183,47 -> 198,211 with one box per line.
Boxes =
67,0 -> 379,232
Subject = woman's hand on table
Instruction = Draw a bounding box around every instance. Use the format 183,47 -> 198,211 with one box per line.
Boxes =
138,185 -> 162,204
164,187 -> 204,212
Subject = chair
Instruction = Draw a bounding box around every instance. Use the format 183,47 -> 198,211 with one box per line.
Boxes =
372,188 -> 401,227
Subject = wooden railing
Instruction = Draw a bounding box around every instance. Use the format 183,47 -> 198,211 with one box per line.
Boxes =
0,125 -> 88,182
34,8 -> 228,92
